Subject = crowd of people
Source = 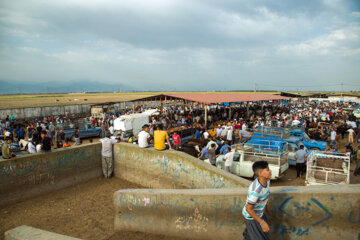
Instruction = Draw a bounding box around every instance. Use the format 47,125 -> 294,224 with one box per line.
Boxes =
1,100 -> 360,177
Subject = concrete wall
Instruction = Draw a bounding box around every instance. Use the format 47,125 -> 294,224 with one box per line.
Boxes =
114,185 -> 360,240
0,104 -> 92,120
0,102 -> 133,120
0,143 -> 102,207
113,143 -> 251,189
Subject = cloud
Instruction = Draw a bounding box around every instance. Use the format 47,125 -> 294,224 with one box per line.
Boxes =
276,24 -> 360,56
351,11 -> 360,18
0,0 -> 359,91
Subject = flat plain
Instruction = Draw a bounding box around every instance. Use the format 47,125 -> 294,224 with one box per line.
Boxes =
0,91 -> 277,109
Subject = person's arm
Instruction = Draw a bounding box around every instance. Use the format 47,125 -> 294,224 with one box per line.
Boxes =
245,204 -> 270,233
7,148 -> 16,160
166,135 -> 172,150
295,152 -> 298,163
265,201 -> 270,215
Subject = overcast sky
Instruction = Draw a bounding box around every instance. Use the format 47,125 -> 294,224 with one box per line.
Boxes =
0,0 -> 359,92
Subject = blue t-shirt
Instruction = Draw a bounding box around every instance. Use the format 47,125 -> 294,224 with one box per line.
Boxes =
19,129 -> 25,138
220,144 -> 230,154
195,131 -> 201,139
200,147 -> 208,158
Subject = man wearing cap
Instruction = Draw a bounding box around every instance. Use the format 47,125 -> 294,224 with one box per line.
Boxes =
2,138 -> 16,160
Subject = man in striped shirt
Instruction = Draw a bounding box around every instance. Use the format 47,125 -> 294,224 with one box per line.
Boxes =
242,161 -> 271,240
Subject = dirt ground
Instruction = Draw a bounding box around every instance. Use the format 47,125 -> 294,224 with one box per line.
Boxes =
0,177 -> 191,240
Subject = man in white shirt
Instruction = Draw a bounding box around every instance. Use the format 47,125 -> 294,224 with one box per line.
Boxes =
36,143 -> 42,153
227,127 -> 233,144
99,133 -> 119,179
109,125 -> 114,135
27,139 -> 36,154
347,128 -> 355,143
216,126 -> 223,138
221,126 -> 228,139
223,144 -> 237,173
206,139 -> 218,151
292,118 -> 300,126
330,128 -> 337,146
137,124 -> 151,148
203,130 -> 209,140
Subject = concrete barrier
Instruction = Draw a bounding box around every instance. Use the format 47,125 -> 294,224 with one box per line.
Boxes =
0,143 -> 102,207
114,185 -> 360,240
0,104 -> 92,120
113,143 -> 251,189
5,225 -> 81,240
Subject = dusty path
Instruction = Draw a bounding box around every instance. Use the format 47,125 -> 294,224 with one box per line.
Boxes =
0,177 -> 189,240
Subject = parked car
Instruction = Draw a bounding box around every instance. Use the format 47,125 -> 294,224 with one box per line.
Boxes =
59,122 -> 102,141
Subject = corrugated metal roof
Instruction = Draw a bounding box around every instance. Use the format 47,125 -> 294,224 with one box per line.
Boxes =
165,93 -> 290,104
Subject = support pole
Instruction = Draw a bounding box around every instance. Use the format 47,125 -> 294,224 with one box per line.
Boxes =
228,103 -> 231,121
160,97 -> 164,114
204,104 -> 208,128
132,102 -> 135,114
246,102 -> 250,118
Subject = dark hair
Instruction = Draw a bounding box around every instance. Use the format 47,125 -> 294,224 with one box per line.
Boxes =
252,161 -> 269,176
300,145 -> 304,149
156,124 -> 163,130
142,124 -> 150,129
41,130 -> 47,135
211,143 -> 216,148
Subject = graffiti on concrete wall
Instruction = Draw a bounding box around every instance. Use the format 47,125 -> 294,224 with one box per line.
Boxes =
151,154 -> 235,189
175,207 -> 209,233
273,224 -> 312,239
274,193 -> 360,240
278,196 -> 333,226
0,146 -> 99,187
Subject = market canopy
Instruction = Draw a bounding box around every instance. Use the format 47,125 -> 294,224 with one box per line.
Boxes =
130,93 -> 290,105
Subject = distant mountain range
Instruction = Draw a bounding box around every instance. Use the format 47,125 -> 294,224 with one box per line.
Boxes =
0,79 -> 134,94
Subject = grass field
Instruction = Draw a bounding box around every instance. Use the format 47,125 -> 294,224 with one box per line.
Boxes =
0,91 -> 279,109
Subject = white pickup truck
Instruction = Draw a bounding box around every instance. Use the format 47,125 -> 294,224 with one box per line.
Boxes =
205,145 -> 289,180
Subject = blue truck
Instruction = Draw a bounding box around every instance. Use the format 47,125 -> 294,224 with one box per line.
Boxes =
289,129 -> 327,150
59,121 -> 102,141
245,136 -> 304,166
254,126 -> 327,151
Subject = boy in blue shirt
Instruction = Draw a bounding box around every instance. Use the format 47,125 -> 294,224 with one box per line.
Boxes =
242,161 -> 271,240
219,141 -> 230,154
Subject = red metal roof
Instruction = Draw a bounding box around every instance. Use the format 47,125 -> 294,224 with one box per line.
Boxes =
166,93 -> 290,104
